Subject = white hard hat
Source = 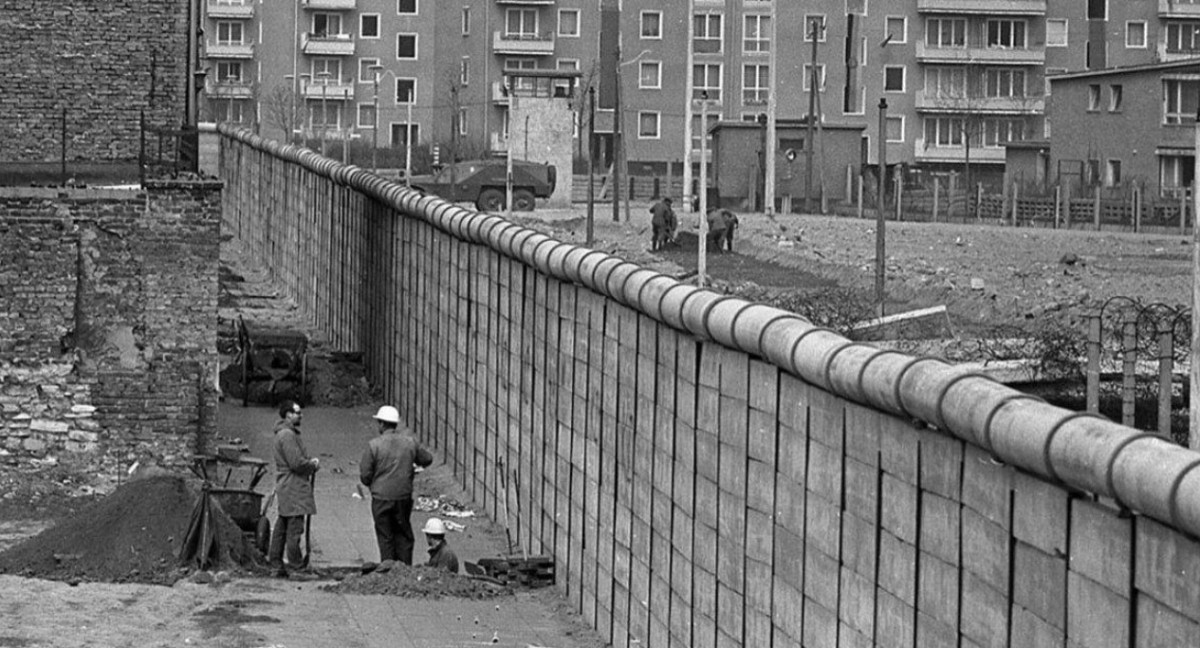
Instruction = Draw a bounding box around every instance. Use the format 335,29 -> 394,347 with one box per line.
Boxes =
373,405 -> 400,424
422,517 -> 447,535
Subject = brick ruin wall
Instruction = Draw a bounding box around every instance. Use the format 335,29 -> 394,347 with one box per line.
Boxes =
0,183 -> 221,474
0,0 -> 189,162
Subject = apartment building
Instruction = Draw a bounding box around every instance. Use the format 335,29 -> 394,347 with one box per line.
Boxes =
198,1 -> 1200,184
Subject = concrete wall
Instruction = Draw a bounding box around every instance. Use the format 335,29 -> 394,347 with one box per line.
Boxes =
0,0 -> 189,163
219,125 -> 1200,648
510,96 -> 575,208
0,183 -> 221,472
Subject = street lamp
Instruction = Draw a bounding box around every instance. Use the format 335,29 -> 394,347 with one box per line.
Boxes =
316,70 -> 332,156
369,65 -> 384,174
404,86 -> 413,188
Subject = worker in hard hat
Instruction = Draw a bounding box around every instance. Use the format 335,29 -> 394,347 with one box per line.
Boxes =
421,517 -> 459,574
359,404 -> 434,565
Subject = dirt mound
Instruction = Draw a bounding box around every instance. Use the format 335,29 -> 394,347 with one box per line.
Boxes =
0,475 -> 258,585
323,563 -> 510,599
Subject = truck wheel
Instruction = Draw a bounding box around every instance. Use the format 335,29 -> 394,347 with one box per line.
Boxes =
477,189 -> 504,212
513,189 -> 536,212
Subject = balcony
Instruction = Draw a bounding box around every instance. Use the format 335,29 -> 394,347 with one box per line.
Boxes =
209,80 -> 255,98
916,43 -> 1044,65
490,132 -> 509,153
302,0 -> 356,10
492,81 -> 511,105
913,140 -> 1007,163
302,33 -> 355,56
206,0 -> 253,19
917,0 -> 1045,14
914,91 -> 1044,114
495,0 -> 554,4
1160,0 -> 1200,18
206,42 -> 254,59
493,30 -> 555,56
301,81 -> 354,100
1157,41 -> 1200,61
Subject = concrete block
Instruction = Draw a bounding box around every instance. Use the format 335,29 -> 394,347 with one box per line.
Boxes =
716,582 -> 743,641
777,413 -> 807,484
718,485 -> 746,541
775,475 -> 805,534
805,495 -> 842,558
1068,499 -> 1130,595
717,536 -> 744,587
1134,517 -> 1200,620
1014,471 -> 1068,555
1014,541 -> 1067,630
747,458 -> 774,514
875,589 -> 916,648
749,359 -> 778,413
773,579 -> 804,639
962,571 -> 1008,648
807,439 -> 843,501
879,529 -> 917,604
920,430 -> 963,499
920,491 -> 961,565
844,456 -> 878,519
774,526 -> 804,586
670,591 -> 692,645
804,546 -> 841,605
745,558 -> 772,613
1135,594 -> 1200,647
694,521 -> 717,573
841,512 -> 877,577
882,473 -> 918,543
696,475 -> 718,527
1011,605 -> 1065,648
694,565 -> 717,617
718,440 -> 746,495
962,507 -> 1010,591
745,609 -> 772,648
748,408 -> 777,465
746,508 -> 773,563
697,385 -> 720,435
881,415 -> 920,484
917,610 -> 958,648
696,430 -> 719,482
802,597 -> 838,648
845,402 -> 882,465
1066,572 -> 1129,648
692,610 -> 716,648
839,566 -> 875,637
919,552 -> 960,629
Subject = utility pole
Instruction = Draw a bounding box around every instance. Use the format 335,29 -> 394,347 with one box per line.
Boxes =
612,44 -> 623,223
764,0 -> 778,216
587,85 -> 596,246
405,88 -> 413,187
806,17 -> 822,213
876,99 -> 888,314
317,70 -> 331,156
1191,98 -> 1200,449
698,93 -> 709,288
506,91 -> 514,218
682,0 -> 696,213
369,66 -> 381,173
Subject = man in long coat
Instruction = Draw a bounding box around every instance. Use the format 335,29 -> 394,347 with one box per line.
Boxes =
267,400 -> 320,577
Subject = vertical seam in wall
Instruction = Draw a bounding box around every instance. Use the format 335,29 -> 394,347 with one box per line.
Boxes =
1127,513 -> 1138,648
691,337 -> 702,648
1006,488 -> 1017,647
771,368 -> 781,648
1063,494 -> 1074,646
956,440 -> 966,648
835,404 -> 847,646
912,440 -> 923,648
800,392 -> 812,644
871,439 -> 883,648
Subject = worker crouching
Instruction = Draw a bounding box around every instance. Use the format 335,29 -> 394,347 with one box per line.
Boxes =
422,517 -> 459,573
706,208 -> 739,253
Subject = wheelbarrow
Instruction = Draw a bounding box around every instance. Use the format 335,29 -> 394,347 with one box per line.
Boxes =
190,449 -> 273,554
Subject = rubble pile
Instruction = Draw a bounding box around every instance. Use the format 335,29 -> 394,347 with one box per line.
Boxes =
323,562 -> 509,599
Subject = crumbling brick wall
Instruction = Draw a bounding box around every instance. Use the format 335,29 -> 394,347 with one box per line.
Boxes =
0,0 -> 189,163
0,182 -> 221,472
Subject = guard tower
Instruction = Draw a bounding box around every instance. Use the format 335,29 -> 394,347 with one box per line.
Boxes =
501,69 -> 582,208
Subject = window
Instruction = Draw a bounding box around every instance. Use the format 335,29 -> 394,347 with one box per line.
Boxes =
312,13 -> 342,37
1106,160 -> 1122,186
310,101 -> 341,129
982,118 -> 1024,147
1126,21 -> 1147,48
1161,155 -> 1195,193
693,63 -> 722,101
558,9 -> 579,37
461,7 -> 470,35
885,116 -> 904,143
638,111 -> 660,139
987,19 -> 1026,48
311,58 -> 342,82
506,8 -> 539,37
886,17 -> 906,44
358,58 -> 380,83
397,0 -> 416,14
926,18 -> 966,48
358,103 -> 376,128
1109,85 -> 1123,112
390,123 -> 419,147
396,33 -> 417,59
744,15 -> 770,53
215,61 -> 243,83
555,58 -> 579,97
395,78 -> 415,103
1087,0 -> 1106,20
1088,84 -> 1101,111
1047,19 -> 1068,47
743,64 -> 768,104
925,66 -> 966,97
639,61 -> 662,89
884,66 -> 905,92
694,13 -> 723,53
1166,22 -> 1200,53
458,108 -> 468,136
360,14 -> 379,39
216,21 -> 244,45
214,99 -> 246,123
460,57 -> 469,85
1164,78 -> 1200,124
641,11 -> 662,39
802,64 -> 826,92
925,117 -> 964,147
984,69 -> 1025,97
804,15 -> 826,42
691,113 -> 719,151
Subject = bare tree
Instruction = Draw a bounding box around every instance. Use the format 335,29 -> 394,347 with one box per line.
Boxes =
261,83 -> 308,144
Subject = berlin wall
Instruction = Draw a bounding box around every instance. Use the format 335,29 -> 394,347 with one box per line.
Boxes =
218,124 -> 1200,648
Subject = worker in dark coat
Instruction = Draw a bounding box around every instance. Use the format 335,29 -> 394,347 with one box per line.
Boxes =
705,208 -> 739,253
422,517 -> 460,573
360,405 -> 434,565
649,197 -> 677,250
267,400 -> 320,577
